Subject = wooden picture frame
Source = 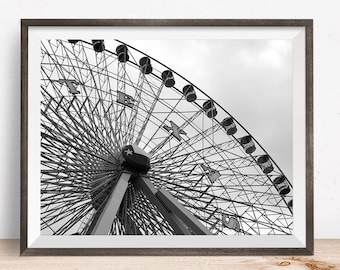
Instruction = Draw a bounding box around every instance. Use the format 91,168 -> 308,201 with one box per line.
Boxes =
21,19 -> 313,255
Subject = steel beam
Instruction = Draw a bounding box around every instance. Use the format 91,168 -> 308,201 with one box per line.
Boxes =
90,172 -> 131,235
156,188 -> 213,235
136,176 -> 191,235
138,176 -> 212,235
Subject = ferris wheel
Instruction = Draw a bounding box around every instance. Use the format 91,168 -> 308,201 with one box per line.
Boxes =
40,39 -> 293,236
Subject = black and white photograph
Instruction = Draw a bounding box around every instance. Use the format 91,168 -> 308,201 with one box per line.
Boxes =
21,19 -> 313,255
40,38 -> 293,236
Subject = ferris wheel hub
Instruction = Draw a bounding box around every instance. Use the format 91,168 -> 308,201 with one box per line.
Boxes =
120,145 -> 151,173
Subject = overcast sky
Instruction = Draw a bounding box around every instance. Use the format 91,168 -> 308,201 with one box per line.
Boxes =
121,39 -> 293,181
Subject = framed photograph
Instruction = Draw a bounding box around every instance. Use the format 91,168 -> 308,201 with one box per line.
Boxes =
21,19 -> 313,255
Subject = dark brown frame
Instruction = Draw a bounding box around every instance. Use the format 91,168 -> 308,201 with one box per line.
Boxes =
21,19 -> 313,256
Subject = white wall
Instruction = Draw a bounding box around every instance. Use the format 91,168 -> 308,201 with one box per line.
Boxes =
0,0 -> 339,239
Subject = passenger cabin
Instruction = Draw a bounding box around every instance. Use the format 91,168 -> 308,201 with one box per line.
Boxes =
116,44 -> 129,63
161,70 -> 175,87
139,57 -> 153,74
68,40 -> 80,44
92,40 -> 105,52
182,85 -> 197,102
221,117 -> 237,135
257,155 -> 274,174
203,100 -> 217,118
273,175 -> 291,195
240,135 -> 256,154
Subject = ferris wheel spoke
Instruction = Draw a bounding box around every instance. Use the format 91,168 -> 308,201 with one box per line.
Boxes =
133,75 -> 167,146
125,73 -> 152,145
114,63 -> 128,146
41,177 -> 89,192
41,131 -> 114,169
55,41 -> 121,150
42,41 -> 87,89
114,64 -> 151,147
41,92 -> 106,152
89,53 -> 127,148
41,41 -> 68,78
92,54 -> 122,148
41,127 -> 105,166
41,198 -> 89,220
42,91 -> 118,157
41,200 -> 91,234
52,205 -> 92,235
58,41 -> 96,88
80,96 -> 121,151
